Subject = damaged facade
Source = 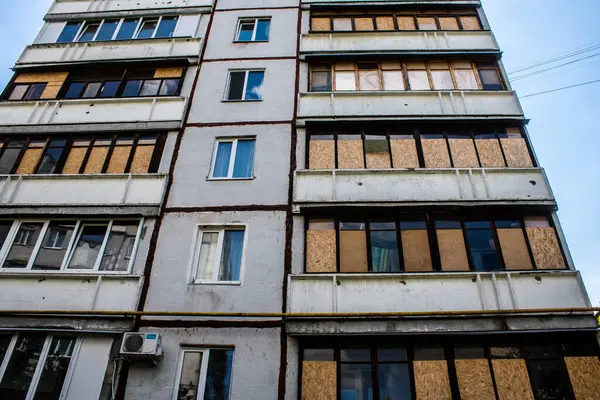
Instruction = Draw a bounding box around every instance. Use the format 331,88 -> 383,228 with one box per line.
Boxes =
0,0 -> 598,399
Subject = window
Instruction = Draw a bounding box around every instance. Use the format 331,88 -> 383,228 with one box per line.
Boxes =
310,64 -> 332,92
225,70 -> 264,101
8,83 -> 47,101
0,334 -> 77,400
477,62 -> 504,90
57,21 -> 83,43
0,219 -> 142,273
235,18 -> 270,42
193,228 -> 245,283
174,348 -> 234,400
211,139 -> 256,179
77,21 -> 101,42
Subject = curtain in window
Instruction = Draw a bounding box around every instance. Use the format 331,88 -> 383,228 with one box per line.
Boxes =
204,350 -> 234,400
213,142 -> 232,178
219,231 -> 244,281
232,140 -> 255,178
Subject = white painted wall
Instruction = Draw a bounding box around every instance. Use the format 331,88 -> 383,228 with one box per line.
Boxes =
48,0 -> 212,15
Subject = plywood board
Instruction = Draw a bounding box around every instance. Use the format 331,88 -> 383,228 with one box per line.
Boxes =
437,229 -> 469,271
455,359 -> 496,400
309,140 -> 335,169
460,16 -> 481,30
306,230 -> 337,273
302,361 -> 336,400
439,17 -> 459,30
565,356 -> 600,400
390,139 -> 419,168
62,147 -> 87,174
492,359 -> 534,400
397,16 -> 416,30
497,229 -> 533,270
41,84 -> 63,99
129,145 -> 154,173
106,146 -> 132,174
525,227 -> 566,269
312,17 -> 331,31
376,16 -> 395,31
340,230 -> 368,272
355,17 -> 374,31
366,151 -> 390,169
475,139 -> 505,167
422,139 -> 451,168
15,72 -> 69,84
402,230 -> 432,271
500,138 -> 533,168
448,139 -> 479,168
83,146 -> 109,174
413,360 -> 452,400
154,67 -> 184,78
16,148 -> 43,174
337,140 -> 364,169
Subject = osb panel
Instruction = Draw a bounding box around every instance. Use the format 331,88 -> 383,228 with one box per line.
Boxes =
309,140 -> 335,169
437,229 -> 469,271
355,17 -> 374,31
106,146 -> 132,174
397,16 -> 416,30
62,147 -> 87,174
129,146 -> 154,173
302,361 -> 336,400
312,17 -> 331,31
526,227 -> 566,270
492,359 -> 534,400
376,16 -> 395,31
413,360 -> 452,400
461,16 -> 481,30
500,138 -> 533,168
565,357 -> 600,400
83,146 -> 109,174
41,84 -> 62,99
448,139 -> 479,168
422,139 -> 451,168
306,230 -> 337,273
15,72 -> 68,84
439,17 -> 459,30
340,230 -> 368,272
154,67 -> 184,78
455,359 -> 496,400
391,140 -> 419,168
337,140 -> 364,169
402,230 -> 433,272
16,148 -> 43,174
497,229 -> 533,270
475,139 -> 505,167
366,151 -> 391,169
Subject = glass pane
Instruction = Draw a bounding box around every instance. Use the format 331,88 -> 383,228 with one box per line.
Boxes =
382,71 -> 405,90
311,71 -> 332,92
57,21 -> 82,43
0,334 -> 46,400
245,71 -> 264,100
378,364 -> 411,400
378,348 -> 407,362
335,71 -> 356,91
37,141 -> 67,174
64,82 -> 85,99
116,18 -> 139,40
333,18 -> 352,31
99,221 -> 139,271
32,221 -> 76,270
3,223 -> 44,269
232,140 -> 255,178
137,19 -> 158,39
121,80 -> 142,97
528,360 -> 573,400
140,80 -> 161,96
466,229 -> 501,271
304,349 -> 334,361
255,20 -> 270,41
99,81 -> 121,98
341,364 -> 373,400
237,22 -> 255,41
479,69 -> 503,90
204,349 -> 234,400
0,140 -> 26,173
159,79 -> 180,96
218,230 -> 244,281
341,349 -> 370,362
454,69 -> 478,89
197,232 -> 219,280
0,335 -> 11,364
408,71 -> 430,90
155,17 -> 178,38
431,70 -> 454,90
78,23 -> 99,42
82,82 -> 101,98
67,224 -> 109,270
96,20 -> 119,41
213,142 -> 233,178
34,337 -> 76,400
227,72 -> 245,100
417,17 -> 437,30
178,352 -> 203,400
24,84 -> 47,100
370,230 -> 400,273
358,69 -> 381,91
0,221 -> 13,249
9,85 -> 28,100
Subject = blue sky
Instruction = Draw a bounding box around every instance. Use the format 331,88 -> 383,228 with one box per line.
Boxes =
0,0 -> 599,304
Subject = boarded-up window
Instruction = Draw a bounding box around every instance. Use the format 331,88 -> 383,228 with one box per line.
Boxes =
495,220 -> 533,270
358,63 -> 381,91
417,17 -> 437,30
397,16 -> 416,30
407,62 -> 430,90
475,134 -> 505,167
500,128 -> 533,168
430,61 -> 454,90
340,222 -> 368,272
337,134 -> 364,169
355,17 -> 374,31
365,135 -> 390,168
421,134 -> 451,168
390,135 -> 419,168
413,347 -> 452,400
525,216 -> 566,270
83,138 -> 111,173
16,139 -> 46,174
106,137 -> 134,174
490,347 -> 534,400
439,17 -> 459,30
460,16 -> 482,30
563,343 -> 600,400
382,62 -> 405,91
306,219 -> 337,273
448,135 -> 479,167
400,221 -> 432,272
62,138 -> 90,174
435,220 -> 469,271
453,61 -> 479,90
335,63 -> 356,91
375,16 -> 395,31
311,17 -> 331,31
309,135 -> 335,169
129,136 -> 156,173
454,347 -> 496,400
333,18 -> 352,31
302,349 -> 336,400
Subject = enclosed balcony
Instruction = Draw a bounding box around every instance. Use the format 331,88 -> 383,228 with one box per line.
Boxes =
47,0 -> 213,15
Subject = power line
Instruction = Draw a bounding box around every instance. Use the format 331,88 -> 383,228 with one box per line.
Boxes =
508,40 -> 600,75
511,57 -> 600,85
511,52 -> 600,81
520,79 -> 600,99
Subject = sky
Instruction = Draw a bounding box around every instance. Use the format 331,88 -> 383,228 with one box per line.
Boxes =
0,0 -> 599,303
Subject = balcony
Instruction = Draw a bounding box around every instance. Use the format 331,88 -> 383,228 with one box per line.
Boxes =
301,31 -> 498,56
297,91 -> 523,121
47,0 -> 213,15
16,38 -> 202,67
294,168 -> 553,206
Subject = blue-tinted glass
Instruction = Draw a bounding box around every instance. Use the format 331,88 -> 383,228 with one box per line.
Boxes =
99,81 -> 120,98
65,82 -> 85,99
24,84 -> 47,100
213,142 -> 232,177
116,19 -> 139,40
465,220 -> 491,229
204,350 -> 233,400
155,17 -> 178,38
341,364 -> 373,400
137,19 -> 158,39
495,220 -> 521,228
400,221 -> 426,230
232,140 -> 255,178
245,71 -> 264,100
237,22 -> 254,41
121,80 -> 142,97
370,230 -> 400,273
57,21 -> 82,43
466,229 -> 501,271
255,20 -> 270,41
95,20 -> 119,41
219,230 -> 244,281
159,79 -> 180,96
78,23 -> 99,42
378,364 -> 411,400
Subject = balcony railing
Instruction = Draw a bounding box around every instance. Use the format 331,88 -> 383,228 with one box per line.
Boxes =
47,0 -> 212,15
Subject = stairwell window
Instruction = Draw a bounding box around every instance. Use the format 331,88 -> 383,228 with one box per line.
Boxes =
193,227 -> 246,283
210,138 -> 256,179
225,70 -> 265,101
235,18 -> 271,42
174,348 -> 234,400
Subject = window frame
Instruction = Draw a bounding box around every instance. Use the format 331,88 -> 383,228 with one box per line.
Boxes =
63,16 -> 180,43
224,69 -> 265,101
209,137 -> 256,180
7,83 -> 47,101
234,17 -> 271,42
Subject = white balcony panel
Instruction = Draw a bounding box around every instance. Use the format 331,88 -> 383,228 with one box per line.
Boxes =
288,271 -> 590,314
301,31 -> 498,54
294,168 -> 553,204
0,274 -> 142,312
0,174 -> 167,207
298,91 -> 523,119
17,38 -> 201,66
48,0 -> 212,14
0,97 -> 186,126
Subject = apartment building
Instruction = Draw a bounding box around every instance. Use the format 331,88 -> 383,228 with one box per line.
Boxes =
0,0 -> 598,399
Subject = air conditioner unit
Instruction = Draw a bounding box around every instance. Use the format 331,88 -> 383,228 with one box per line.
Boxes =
120,332 -> 163,365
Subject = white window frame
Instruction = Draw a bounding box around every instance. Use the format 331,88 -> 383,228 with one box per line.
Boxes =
234,17 -> 271,42
224,69 -> 265,101
209,138 -> 256,180
0,219 -> 143,275
189,224 -> 248,285
66,16 -> 180,43
0,334 -> 81,400
172,348 -> 234,400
